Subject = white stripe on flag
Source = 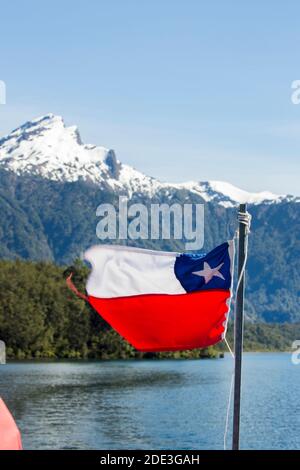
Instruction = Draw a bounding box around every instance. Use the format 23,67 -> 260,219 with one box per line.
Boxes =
84,245 -> 185,298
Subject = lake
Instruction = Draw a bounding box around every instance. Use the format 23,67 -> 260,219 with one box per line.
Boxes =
0,353 -> 299,450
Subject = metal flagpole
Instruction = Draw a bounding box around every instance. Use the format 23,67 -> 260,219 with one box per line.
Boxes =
232,203 -> 248,450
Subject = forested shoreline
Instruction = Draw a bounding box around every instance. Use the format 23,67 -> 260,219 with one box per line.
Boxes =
0,259 -> 298,360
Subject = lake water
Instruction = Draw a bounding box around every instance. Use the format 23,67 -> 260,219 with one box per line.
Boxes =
0,353 -> 299,450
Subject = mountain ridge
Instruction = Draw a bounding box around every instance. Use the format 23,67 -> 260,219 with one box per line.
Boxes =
0,114 -> 297,208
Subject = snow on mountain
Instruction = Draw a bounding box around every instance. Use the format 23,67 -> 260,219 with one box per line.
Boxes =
177,181 -> 292,207
0,114 -> 296,207
0,113 -> 161,195
0,114 -> 112,182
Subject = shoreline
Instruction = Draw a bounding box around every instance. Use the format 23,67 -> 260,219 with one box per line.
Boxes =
3,351 -> 291,363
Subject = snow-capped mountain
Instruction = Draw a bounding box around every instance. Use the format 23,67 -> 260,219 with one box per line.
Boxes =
181,181 -> 295,208
0,114 -> 162,195
0,114 -> 112,182
0,114 -> 296,207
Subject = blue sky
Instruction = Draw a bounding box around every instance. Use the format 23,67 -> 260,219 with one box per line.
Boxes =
0,0 -> 299,195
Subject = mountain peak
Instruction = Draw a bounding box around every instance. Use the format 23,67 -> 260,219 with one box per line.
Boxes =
0,114 -> 112,182
12,113 -> 64,134
29,113 -> 63,124
0,114 -> 74,148
194,180 -> 286,206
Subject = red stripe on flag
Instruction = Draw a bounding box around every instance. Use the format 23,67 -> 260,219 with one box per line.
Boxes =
88,290 -> 231,352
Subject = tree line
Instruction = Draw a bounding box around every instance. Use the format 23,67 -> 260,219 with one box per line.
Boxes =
0,259 -> 298,359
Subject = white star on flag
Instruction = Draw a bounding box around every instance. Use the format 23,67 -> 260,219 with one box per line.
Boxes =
192,262 -> 225,284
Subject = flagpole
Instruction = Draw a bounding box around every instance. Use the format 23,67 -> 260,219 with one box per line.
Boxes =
232,203 -> 248,450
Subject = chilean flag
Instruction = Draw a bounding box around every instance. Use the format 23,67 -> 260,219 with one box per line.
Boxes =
84,241 -> 234,352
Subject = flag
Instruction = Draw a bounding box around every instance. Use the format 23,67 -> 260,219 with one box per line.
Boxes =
84,241 -> 234,352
